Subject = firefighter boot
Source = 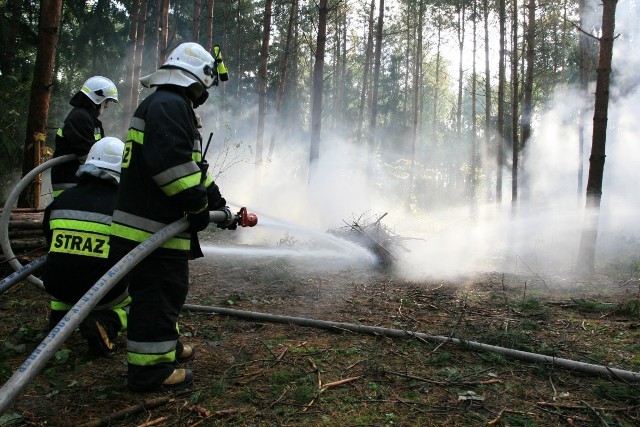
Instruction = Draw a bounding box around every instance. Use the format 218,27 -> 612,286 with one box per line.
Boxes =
162,368 -> 193,390
176,341 -> 195,363
79,317 -> 116,356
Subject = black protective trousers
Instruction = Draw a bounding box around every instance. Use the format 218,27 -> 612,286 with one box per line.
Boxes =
118,248 -> 190,390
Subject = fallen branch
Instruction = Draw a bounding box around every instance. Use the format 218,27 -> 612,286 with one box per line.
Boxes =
79,396 -> 175,427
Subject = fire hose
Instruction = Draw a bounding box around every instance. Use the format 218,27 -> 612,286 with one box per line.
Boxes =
0,154 -> 258,414
0,154 -> 76,289
183,304 -> 640,383
0,209 -> 257,415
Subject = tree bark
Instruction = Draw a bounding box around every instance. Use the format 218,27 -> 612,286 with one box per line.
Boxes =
18,0 -> 63,208
133,0 -> 149,108
408,0 -> 424,209
367,0 -> 384,178
267,0 -> 298,161
357,0 -> 375,143
577,0 -> 618,272
483,0 -> 491,202
206,0 -> 215,51
496,0 -> 506,203
511,0 -> 519,208
193,0 -> 202,42
309,0 -> 329,169
123,0 -> 140,136
256,0 -> 273,167
520,0 -> 536,201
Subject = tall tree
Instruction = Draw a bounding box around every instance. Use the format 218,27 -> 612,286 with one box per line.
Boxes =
408,0 -> 424,208
206,0 -> 214,51
309,0 -> 329,170
511,0 -> 519,208
520,0 -> 536,201
496,0 -> 506,203
483,0 -> 491,202
123,0 -> 140,136
357,0 -> 375,143
577,0 -> 618,272
193,0 -> 202,41
256,0 -> 273,167
18,0 -> 63,208
367,0 -> 384,178
133,0 -> 148,108
268,0 -> 298,161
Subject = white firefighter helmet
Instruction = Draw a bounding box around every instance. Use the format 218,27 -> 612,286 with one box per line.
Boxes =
85,137 -> 125,175
80,76 -> 119,105
140,42 -> 217,89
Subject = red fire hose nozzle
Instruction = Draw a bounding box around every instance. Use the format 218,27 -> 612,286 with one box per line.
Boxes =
236,207 -> 258,227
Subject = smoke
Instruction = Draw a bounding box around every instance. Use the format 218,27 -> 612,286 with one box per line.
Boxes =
194,2 -> 640,282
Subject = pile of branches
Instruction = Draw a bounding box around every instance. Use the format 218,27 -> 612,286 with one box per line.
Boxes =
331,212 -> 409,267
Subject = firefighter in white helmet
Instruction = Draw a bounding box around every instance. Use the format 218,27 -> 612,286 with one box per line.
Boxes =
109,42 -> 232,392
43,137 -> 130,356
51,76 -> 119,198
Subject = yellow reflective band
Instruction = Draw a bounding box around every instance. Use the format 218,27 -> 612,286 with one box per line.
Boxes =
203,173 -> 214,187
52,189 -> 64,198
127,128 -> 144,144
50,230 -> 110,258
49,219 -> 111,235
160,172 -> 201,197
51,300 -> 72,311
94,133 -> 101,141
192,151 -> 202,162
56,128 -> 63,137
111,223 -> 190,251
128,350 -> 176,366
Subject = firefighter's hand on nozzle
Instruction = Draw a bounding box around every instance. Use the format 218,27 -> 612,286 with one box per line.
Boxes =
187,210 -> 210,232
216,206 -> 238,230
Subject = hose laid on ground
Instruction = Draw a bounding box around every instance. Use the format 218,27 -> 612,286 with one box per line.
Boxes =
183,304 -> 640,383
0,256 -> 46,295
0,211 -> 231,415
0,155 -> 76,288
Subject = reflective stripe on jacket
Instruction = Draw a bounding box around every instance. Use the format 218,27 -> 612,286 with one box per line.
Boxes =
51,106 -> 104,197
111,86 -> 208,257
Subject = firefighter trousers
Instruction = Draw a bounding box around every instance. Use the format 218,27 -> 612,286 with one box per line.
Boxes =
123,251 -> 190,390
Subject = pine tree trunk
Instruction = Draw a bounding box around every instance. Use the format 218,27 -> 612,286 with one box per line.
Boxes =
367,0 -> 384,178
123,0 -> 140,136
18,0 -> 63,208
484,0 -> 491,202
256,0 -> 272,167
206,0 -> 214,51
357,0 -> 375,143
496,0 -> 506,203
520,0 -> 536,201
193,0 -> 202,41
133,0 -> 148,108
309,0 -> 328,168
577,0 -> 618,272
511,0 -> 519,208
408,0 -> 424,209
268,0 -> 297,161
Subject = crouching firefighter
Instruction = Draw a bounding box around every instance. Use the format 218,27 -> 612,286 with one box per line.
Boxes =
42,137 -> 130,356
109,42 -> 235,392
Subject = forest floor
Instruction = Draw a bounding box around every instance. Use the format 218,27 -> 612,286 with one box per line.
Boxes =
1,235 -> 640,427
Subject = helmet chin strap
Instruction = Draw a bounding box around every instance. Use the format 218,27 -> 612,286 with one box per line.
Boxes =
97,101 -> 105,116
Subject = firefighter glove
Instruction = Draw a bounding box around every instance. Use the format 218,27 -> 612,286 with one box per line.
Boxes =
187,210 -> 210,233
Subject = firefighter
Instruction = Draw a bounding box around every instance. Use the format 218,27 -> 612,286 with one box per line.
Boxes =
109,42 -> 233,392
51,76 -> 119,198
42,137 -> 130,356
